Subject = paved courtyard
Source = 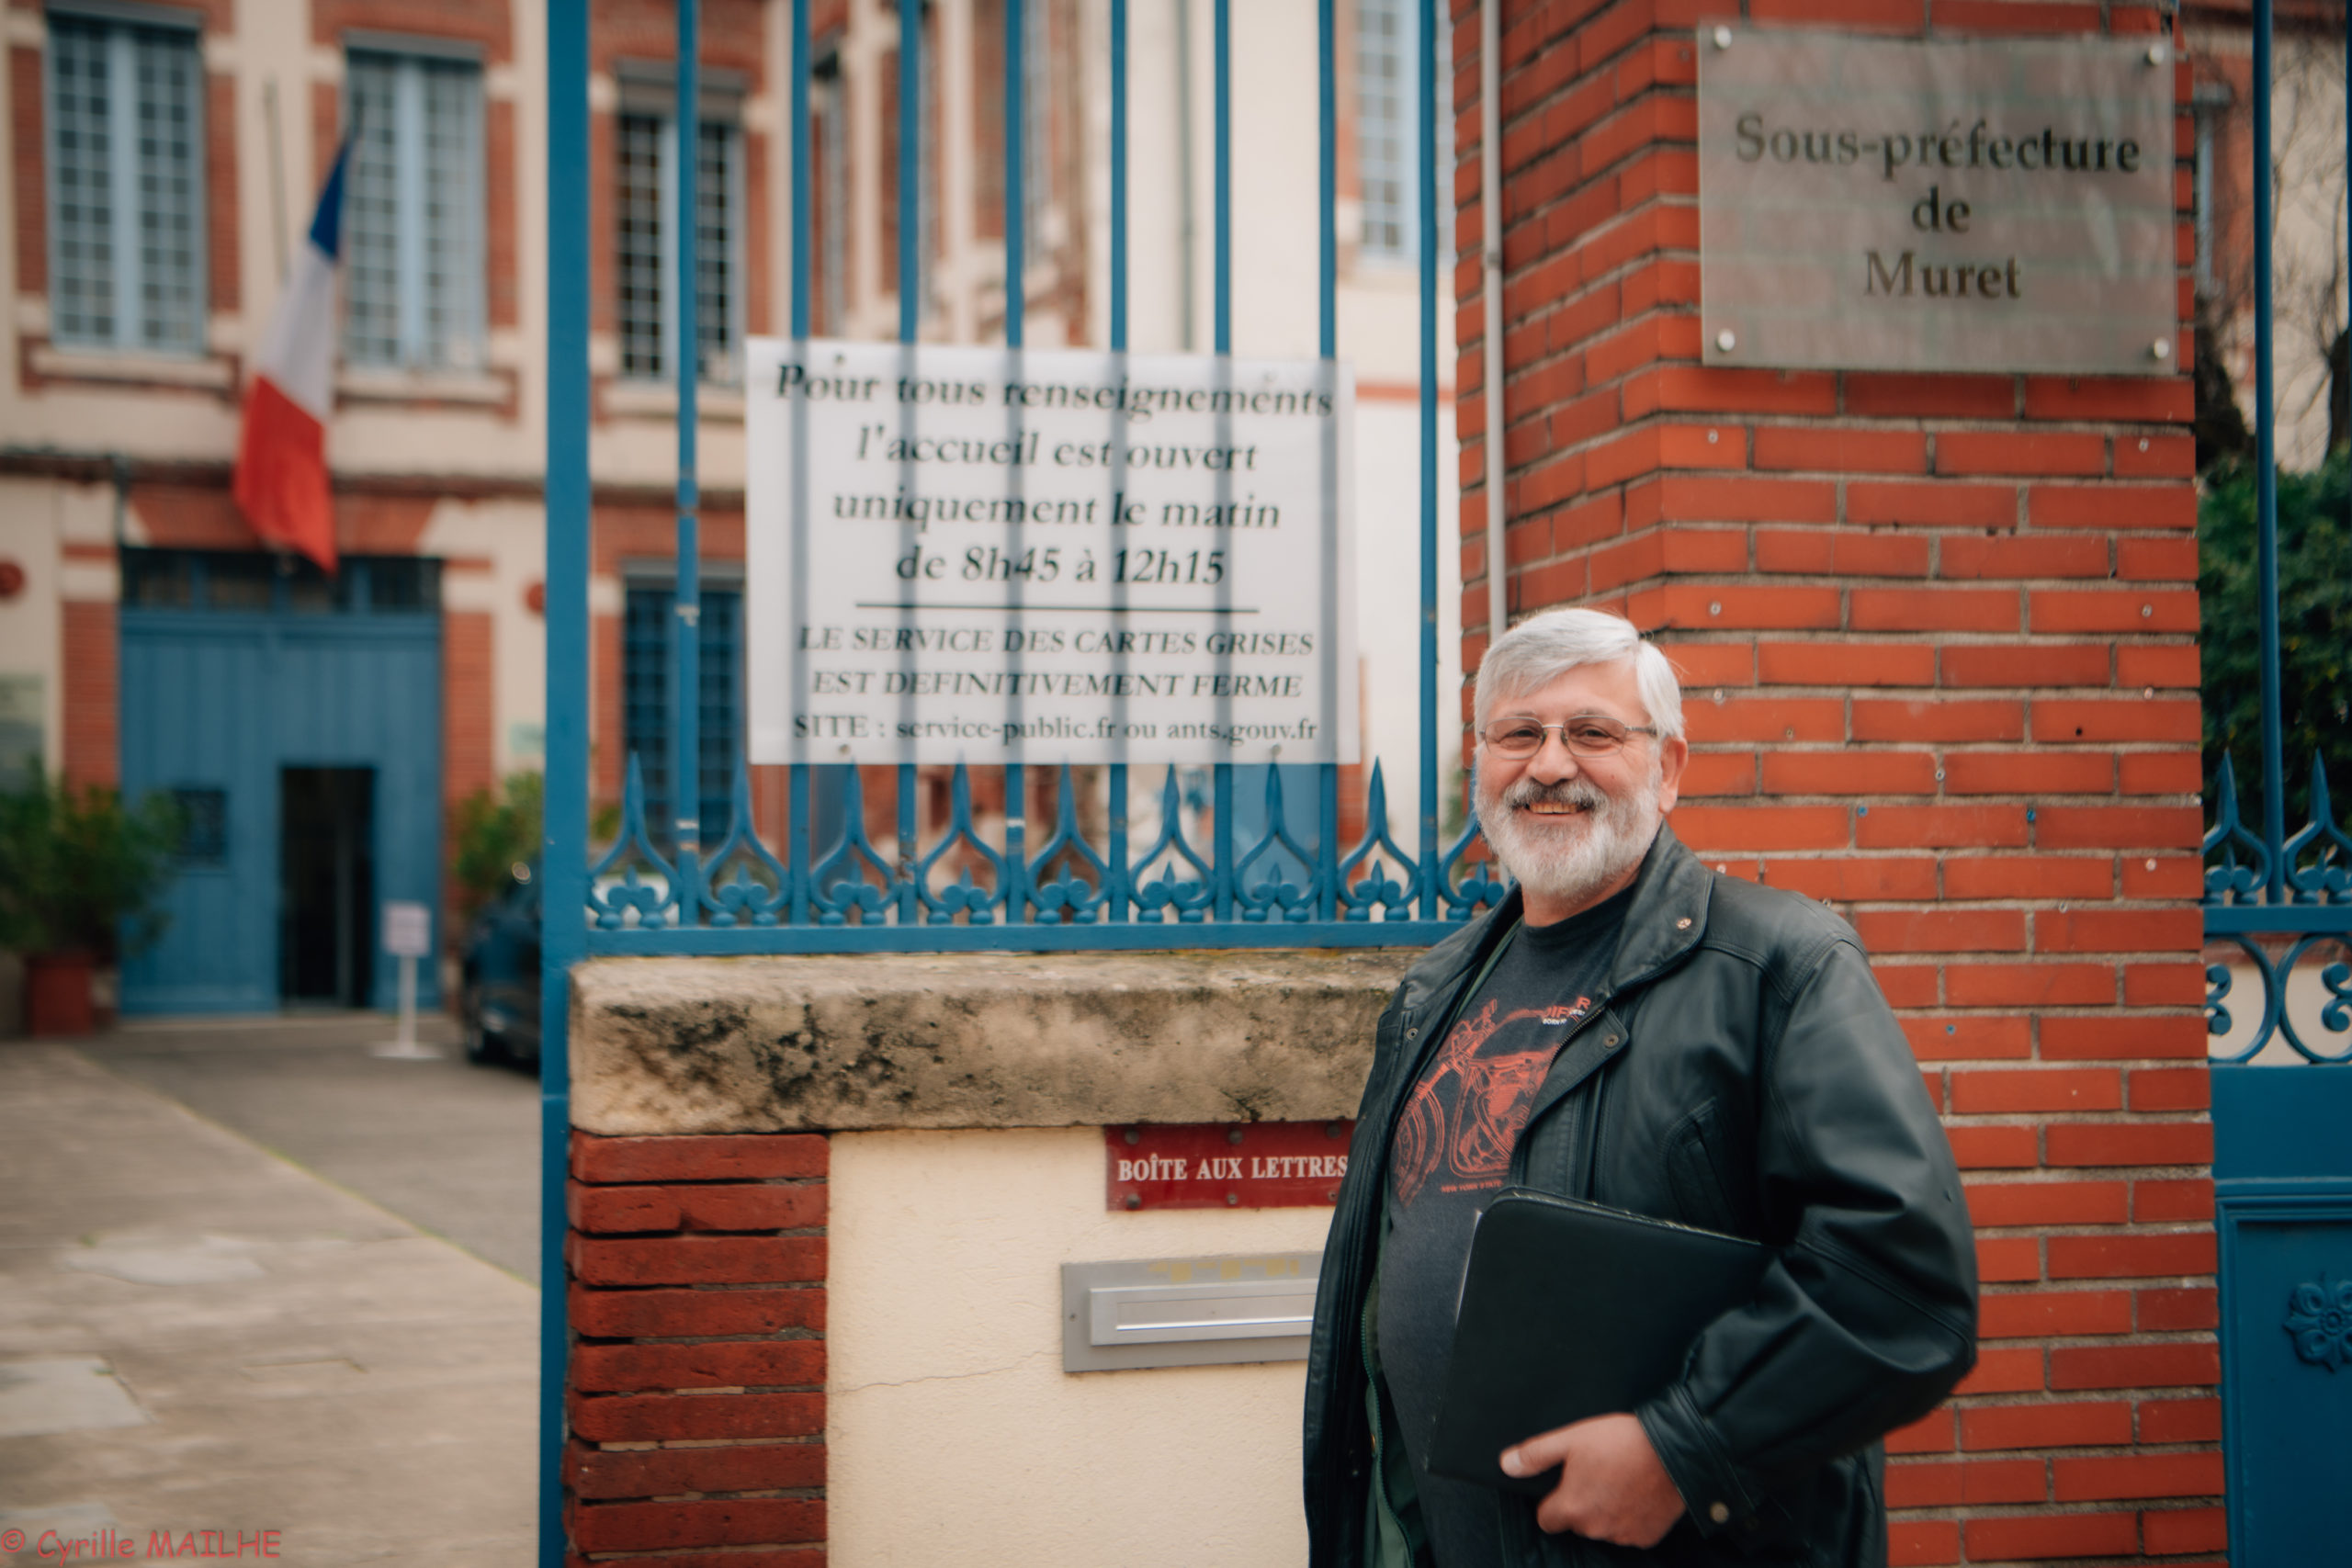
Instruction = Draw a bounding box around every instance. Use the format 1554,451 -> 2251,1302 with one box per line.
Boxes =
0,1024 -> 539,1568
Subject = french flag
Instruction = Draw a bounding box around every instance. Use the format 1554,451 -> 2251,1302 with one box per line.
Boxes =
232,138 -> 350,573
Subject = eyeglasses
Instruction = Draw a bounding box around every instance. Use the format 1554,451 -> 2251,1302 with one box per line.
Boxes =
1480,715 -> 1658,760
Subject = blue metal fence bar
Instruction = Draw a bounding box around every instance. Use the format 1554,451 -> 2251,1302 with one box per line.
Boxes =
2252,0 -> 2286,901
1417,0 -> 1442,918
1317,0 -> 1339,921
1005,0 -> 1028,921
537,0 -> 589,1560
584,920 -> 1453,955
897,0 -> 921,926
1108,0 -> 1130,921
1211,0 -> 1233,922
787,0 -> 812,926
674,0 -> 703,920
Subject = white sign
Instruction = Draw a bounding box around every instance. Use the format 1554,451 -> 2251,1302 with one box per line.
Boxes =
745,339 -> 1358,765
380,900 -> 432,958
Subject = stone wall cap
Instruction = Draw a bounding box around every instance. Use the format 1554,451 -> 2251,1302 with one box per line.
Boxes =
570,947 -> 1420,1135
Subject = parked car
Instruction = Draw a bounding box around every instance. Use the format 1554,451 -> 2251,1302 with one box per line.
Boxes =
459,865 -> 540,1067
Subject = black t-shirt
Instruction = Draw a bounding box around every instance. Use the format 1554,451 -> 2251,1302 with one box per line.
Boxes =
1376,887 -> 1632,1566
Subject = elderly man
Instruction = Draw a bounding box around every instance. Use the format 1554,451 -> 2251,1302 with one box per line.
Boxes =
1303,606 -> 1977,1567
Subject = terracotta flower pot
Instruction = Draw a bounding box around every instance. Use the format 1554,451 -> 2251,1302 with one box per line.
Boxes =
25,951 -> 96,1037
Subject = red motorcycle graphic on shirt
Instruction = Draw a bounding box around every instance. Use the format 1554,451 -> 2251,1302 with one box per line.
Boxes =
1391,995 -> 1589,1208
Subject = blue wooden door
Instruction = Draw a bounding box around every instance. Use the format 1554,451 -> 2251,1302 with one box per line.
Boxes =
2213,1067 -> 2352,1567
119,554 -> 442,1014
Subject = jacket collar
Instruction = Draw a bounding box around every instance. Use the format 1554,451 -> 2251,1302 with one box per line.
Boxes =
1420,818 -> 1713,1009
1605,819 -> 1713,994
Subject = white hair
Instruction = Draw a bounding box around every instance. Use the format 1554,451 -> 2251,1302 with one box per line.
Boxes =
1472,607 -> 1685,741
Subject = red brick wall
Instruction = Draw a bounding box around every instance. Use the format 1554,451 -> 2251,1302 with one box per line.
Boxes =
566,1133 -> 830,1566
444,604 -> 498,897
61,594 -> 118,789
1453,2 -> 2216,1563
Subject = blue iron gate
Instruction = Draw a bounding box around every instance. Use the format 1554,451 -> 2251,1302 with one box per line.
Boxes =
119,551 -> 444,1014
2199,2 -> 2352,1562
538,2 -> 1467,1556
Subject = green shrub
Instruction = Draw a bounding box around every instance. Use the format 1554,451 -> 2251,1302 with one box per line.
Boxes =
0,769 -> 183,959
2199,453 -> 2352,825
451,770 -> 542,923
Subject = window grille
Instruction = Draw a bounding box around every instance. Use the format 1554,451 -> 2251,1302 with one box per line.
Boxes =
1023,0 -> 1050,255
170,786 -> 228,864
119,547 -> 443,615
1355,0 -> 1450,264
622,582 -> 743,853
344,50 -> 484,370
815,56 -> 847,334
1356,0 -> 1408,258
616,113 -> 744,383
46,15 -> 204,353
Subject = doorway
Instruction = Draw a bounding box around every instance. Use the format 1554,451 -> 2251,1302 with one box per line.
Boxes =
280,767 -> 376,1006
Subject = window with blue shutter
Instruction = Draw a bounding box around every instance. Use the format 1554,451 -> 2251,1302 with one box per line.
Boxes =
343,49 -> 484,371
616,111 -> 744,384
46,11 -> 205,354
622,581 -> 743,855
1355,0 -> 1450,265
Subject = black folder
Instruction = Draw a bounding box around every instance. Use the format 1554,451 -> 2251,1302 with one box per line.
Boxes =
1426,1190 -> 1771,1495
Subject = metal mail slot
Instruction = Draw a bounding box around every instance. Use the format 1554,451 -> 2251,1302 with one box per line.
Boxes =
1090,1277 -> 1319,1347
1061,1251 -> 1322,1372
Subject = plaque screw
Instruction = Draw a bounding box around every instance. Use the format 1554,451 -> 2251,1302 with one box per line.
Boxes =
2146,43 -> 2167,64
1228,1127 -> 1246,1145
1708,601 -> 1723,616
1125,1193 -> 1142,1210
2146,858 -> 2159,871
1715,328 -> 1736,352
2141,604 -> 2154,617
1125,1128 -> 1141,1145
1227,1192 -> 1239,1206
2152,337 -> 2172,360
1712,24 -> 1733,47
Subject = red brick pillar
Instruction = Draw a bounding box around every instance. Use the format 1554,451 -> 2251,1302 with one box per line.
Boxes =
565,1133 -> 829,1566
1456,3 -> 2217,1563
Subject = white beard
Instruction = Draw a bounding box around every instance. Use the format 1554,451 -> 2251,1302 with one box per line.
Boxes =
1474,757 -> 1663,911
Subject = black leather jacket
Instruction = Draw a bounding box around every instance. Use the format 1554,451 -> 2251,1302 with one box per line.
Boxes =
1303,824 -> 1978,1566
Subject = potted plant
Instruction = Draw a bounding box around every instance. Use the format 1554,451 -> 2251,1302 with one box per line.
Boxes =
0,768 -> 182,1035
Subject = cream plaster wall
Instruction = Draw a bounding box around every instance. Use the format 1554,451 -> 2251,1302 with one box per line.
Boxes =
0,479 -> 71,773
1356,398 -> 1463,848
828,1126 -> 1337,1568
419,498 -> 550,778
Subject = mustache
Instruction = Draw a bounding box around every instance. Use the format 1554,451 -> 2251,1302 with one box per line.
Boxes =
1500,776 -> 1611,811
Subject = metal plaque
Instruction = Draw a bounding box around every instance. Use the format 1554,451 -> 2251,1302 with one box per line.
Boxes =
1061,1251 -> 1320,1371
1105,1121 -> 1355,1211
1698,28 -> 2177,375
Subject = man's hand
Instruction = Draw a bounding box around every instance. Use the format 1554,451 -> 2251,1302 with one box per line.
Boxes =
1499,1412 -> 1687,1547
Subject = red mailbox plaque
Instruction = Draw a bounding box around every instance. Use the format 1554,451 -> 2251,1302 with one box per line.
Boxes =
1106,1121 -> 1356,1211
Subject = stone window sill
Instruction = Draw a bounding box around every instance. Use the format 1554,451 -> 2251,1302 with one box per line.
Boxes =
30,344 -> 233,390
602,379 -> 748,423
336,368 -> 511,406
